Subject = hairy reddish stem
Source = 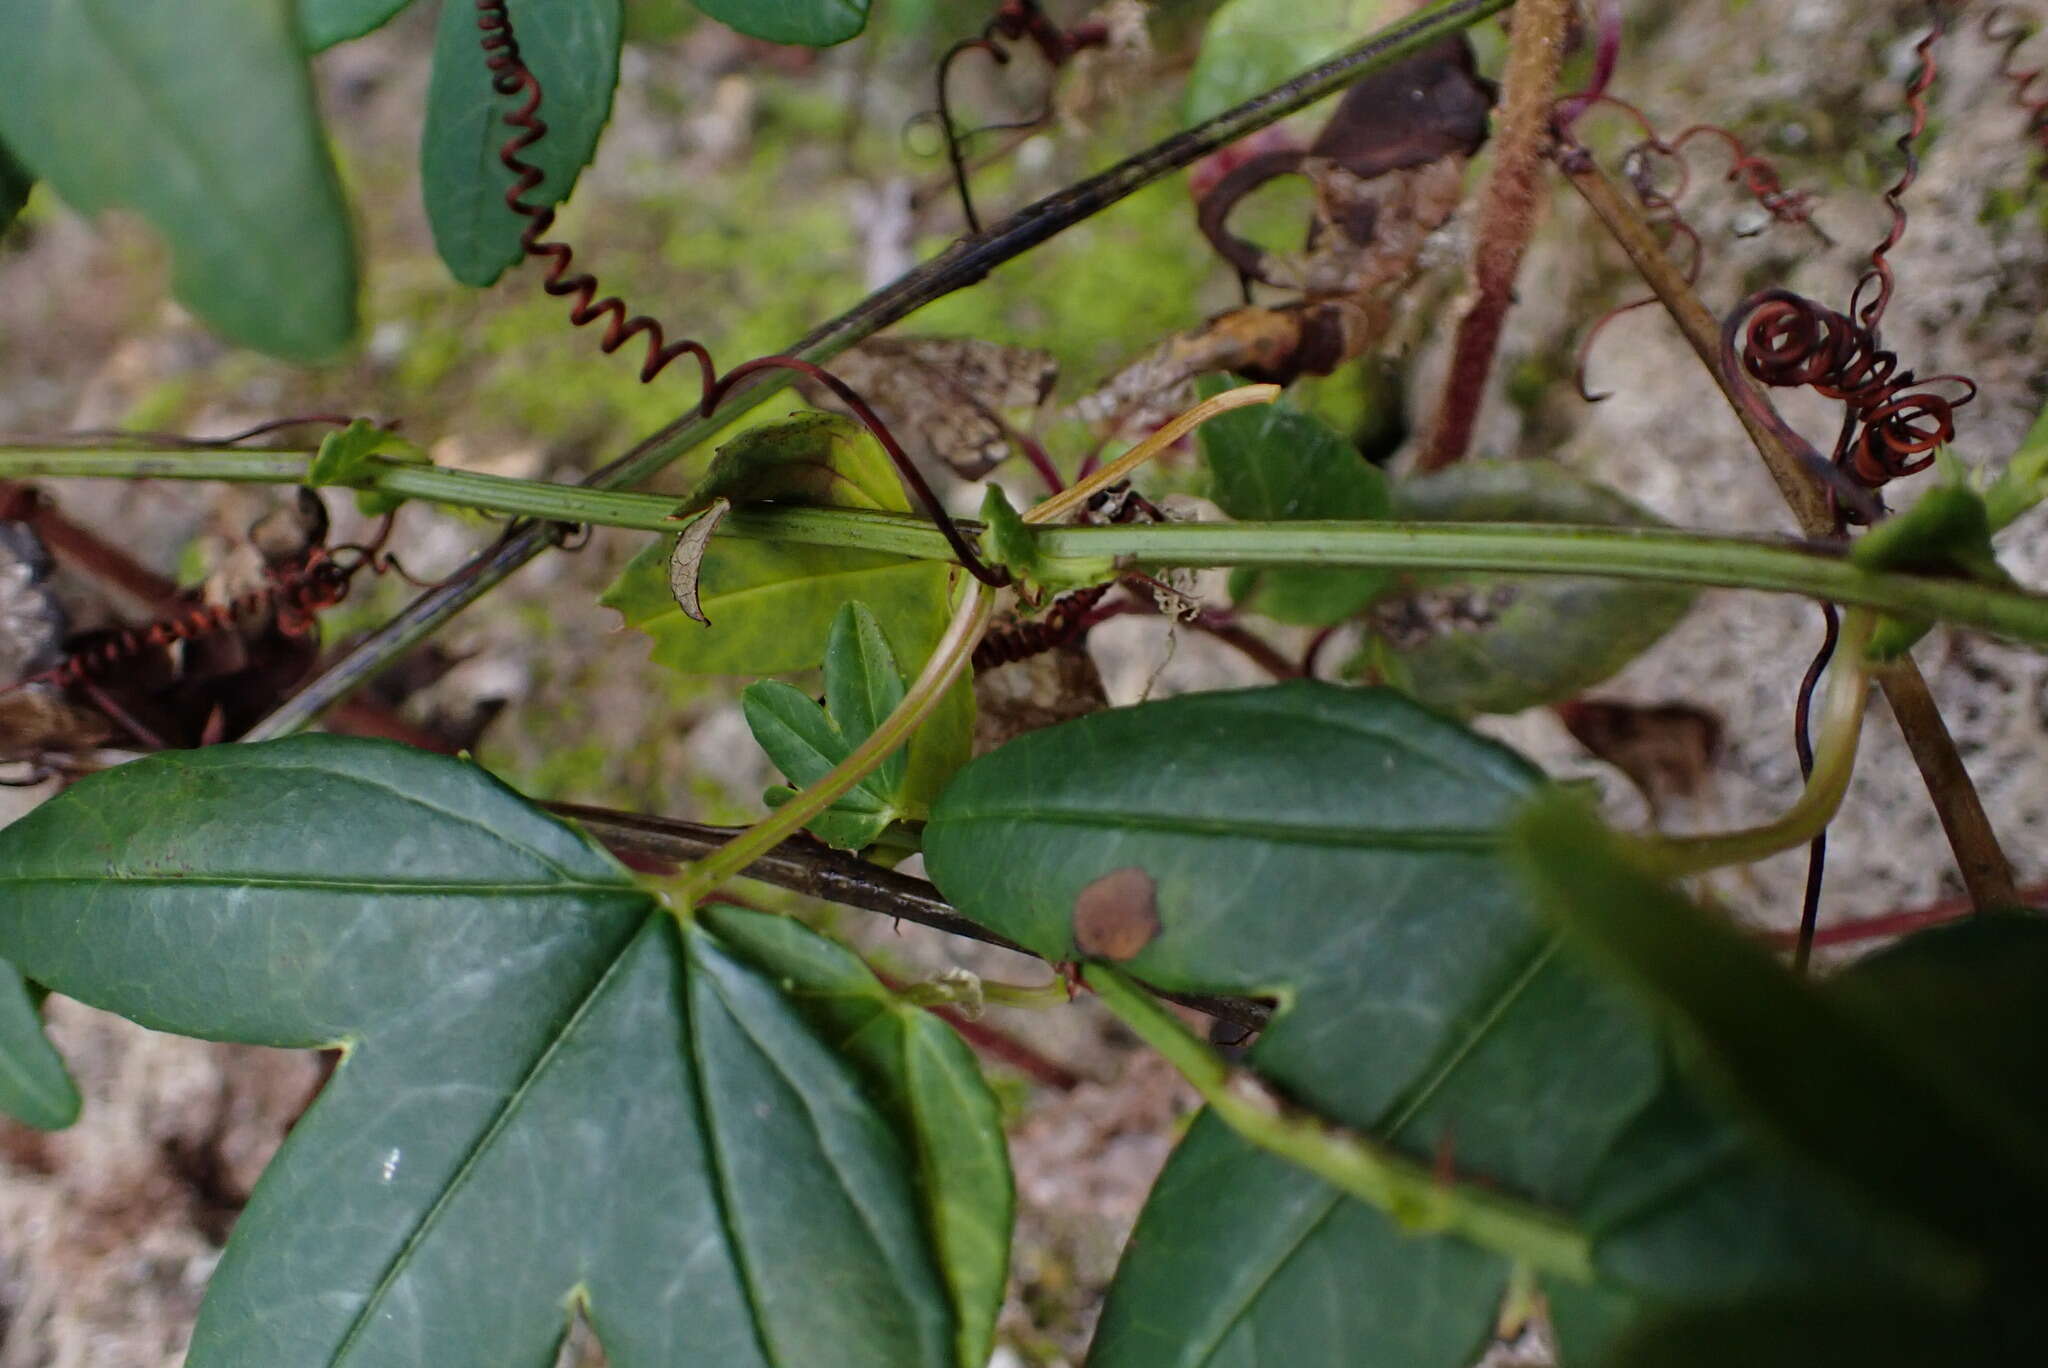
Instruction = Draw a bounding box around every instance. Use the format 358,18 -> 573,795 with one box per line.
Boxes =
1419,0 -> 1571,470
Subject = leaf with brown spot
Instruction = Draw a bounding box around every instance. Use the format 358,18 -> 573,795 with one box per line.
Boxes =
1073,867 -> 1160,960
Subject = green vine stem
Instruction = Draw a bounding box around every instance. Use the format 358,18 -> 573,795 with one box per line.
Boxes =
1086,962 -> 1595,1282
6,446 -> 2048,647
1645,608 -> 1876,875
672,577 -> 995,907
200,0 -> 1517,739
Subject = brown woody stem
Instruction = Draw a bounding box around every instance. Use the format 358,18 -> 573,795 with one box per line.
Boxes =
1557,148 -> 2018,911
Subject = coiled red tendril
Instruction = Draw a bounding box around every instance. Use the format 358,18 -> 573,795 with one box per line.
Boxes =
1556,96 -> 1826,401
1984,6 -> 2048,179
473,0 -> 1011,587
1718,4 -> 1970,528
1725,288 -> 1975,515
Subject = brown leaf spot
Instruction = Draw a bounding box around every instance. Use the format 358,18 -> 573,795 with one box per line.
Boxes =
1073,867 -> 1160,960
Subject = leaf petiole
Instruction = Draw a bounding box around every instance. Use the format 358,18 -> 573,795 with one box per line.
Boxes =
1085,963 -> 1595,1282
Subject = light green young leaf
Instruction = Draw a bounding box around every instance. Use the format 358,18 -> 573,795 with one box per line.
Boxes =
307,418 -> 432,516
0,959 -> 78,1131
0,737 -> 960,1366
743,686 -> 895,851
1184,0 -> 1397,121
0,0 -> 357,360
423,0 -> 622,286
701,904 -> 1014,1368
603,415 -> 967,805
825,600 -> 909,797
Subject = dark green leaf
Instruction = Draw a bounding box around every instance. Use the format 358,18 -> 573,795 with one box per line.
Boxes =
1088,1113 -> 1510,1368
0,0 -> 357,359
1543,1281 -> 1638,1366
926,683 -> 1664,1363
296,0 -> 414,50
1353,462 -> 1695,715
1571,1071 -> 1957,1307
1510,791 -> 2048,1269
1199,382 -> 1393,626
1603,1294 -> 2038,1368
0,137 -> 32,237
1829,915 -> 2048,1141
0,958 -> 78,1131
0,738 -> 958,1366
700,905 -> 1013,1368
691,0 -> 869,47
423,0 -> 622,286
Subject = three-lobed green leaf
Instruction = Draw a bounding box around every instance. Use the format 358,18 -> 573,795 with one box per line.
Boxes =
423,0 -> 624,287
0,737 -> 1004,1366
700,905 -> 1013,1368
923,682 -> 1981,1365
0,0 -> 357,360
925,682 -> 1663,1364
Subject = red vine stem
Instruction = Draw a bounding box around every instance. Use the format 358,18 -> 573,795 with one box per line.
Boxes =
1854,1 -> 1949,331
473,0 -> 1011,587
